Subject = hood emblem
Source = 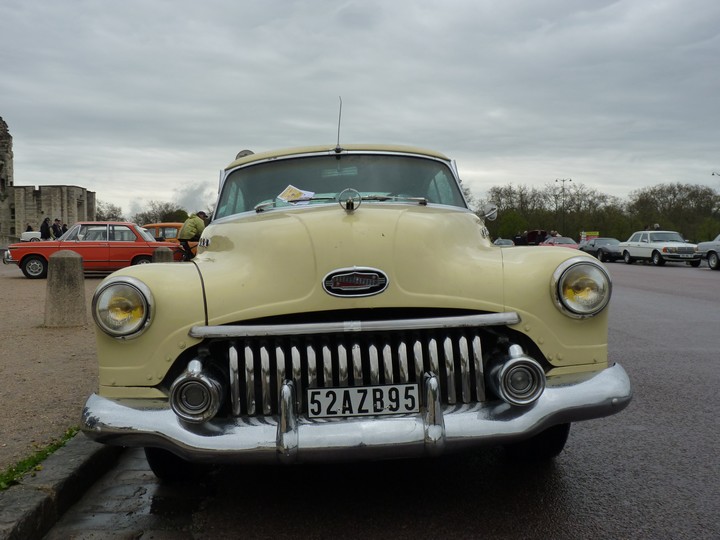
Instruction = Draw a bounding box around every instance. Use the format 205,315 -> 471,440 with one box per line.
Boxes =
323,267 -> 389,297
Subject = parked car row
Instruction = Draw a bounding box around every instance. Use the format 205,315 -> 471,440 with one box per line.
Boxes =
142,222 -> 198,257
3,221 -> 183,278
495,230 -> 718,270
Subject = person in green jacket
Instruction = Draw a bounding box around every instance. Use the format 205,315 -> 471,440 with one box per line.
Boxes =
178,211 -> 208,261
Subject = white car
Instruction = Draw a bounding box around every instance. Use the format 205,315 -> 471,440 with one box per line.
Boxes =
619,230 -> 701,267
20,231 -> 41,242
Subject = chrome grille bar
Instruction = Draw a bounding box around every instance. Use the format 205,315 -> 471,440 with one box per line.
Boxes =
244,345 -> 255,415
220,324 -> 501,416
191,312 -> 520,339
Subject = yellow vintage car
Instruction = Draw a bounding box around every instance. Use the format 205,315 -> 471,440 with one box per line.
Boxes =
82,144 -> 632,480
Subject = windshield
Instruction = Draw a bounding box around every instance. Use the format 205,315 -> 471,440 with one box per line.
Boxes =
649,232 -> 685,242
136,226 -> 157,242
215,153 -> 466,218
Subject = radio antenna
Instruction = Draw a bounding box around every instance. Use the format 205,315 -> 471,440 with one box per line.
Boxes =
335,96 -> 343,153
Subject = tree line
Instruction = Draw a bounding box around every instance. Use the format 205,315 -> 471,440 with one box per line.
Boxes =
476,181 -> 720,243
96,200 -> 191,225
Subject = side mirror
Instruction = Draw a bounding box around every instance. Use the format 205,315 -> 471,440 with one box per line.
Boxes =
481,202 -> 498,222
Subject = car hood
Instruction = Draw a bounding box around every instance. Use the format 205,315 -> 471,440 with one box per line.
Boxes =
196,205 -> 507,324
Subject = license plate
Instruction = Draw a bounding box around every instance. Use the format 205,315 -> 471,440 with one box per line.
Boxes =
307,384 -> 419,418
680,254 -> 691,258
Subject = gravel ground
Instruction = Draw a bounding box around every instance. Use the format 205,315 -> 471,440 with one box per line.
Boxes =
0,261 -> 100,472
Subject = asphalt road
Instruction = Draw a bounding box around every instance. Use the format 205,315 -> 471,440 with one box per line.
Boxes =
46,261 -> 720,540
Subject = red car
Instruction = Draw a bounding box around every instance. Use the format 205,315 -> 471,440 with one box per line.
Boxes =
540,236 -> 579,249
2,221 -> 182,279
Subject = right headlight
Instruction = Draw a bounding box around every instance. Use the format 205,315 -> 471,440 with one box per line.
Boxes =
92,276 -> 154,338
551,257 -> 611,318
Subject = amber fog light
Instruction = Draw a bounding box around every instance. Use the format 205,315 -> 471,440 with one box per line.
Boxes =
93,277 -> 153,338
170,360 -> 224,423
490,345 -> 546,407
551,258 -> 611,318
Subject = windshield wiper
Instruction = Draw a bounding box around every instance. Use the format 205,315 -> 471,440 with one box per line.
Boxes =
362,194 -> 428,205
254,193 -> 428,213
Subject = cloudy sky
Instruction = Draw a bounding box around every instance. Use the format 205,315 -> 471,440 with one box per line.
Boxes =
1,0 -> 719,217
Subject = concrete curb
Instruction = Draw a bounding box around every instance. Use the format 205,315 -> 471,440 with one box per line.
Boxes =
0,435 -> 123,540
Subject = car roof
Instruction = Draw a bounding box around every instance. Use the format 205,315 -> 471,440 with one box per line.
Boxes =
74,221 -> 138,226
225,144 -> 451,170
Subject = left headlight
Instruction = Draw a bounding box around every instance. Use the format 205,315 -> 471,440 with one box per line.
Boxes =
93,277 -> 154,338
551,257 -> 611,318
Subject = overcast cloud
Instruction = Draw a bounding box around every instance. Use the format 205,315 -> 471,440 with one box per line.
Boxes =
1,0 -> 719,216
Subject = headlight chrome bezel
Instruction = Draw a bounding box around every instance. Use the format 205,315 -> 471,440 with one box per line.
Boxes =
92,276 -> 154,339
551,257 -> 612,319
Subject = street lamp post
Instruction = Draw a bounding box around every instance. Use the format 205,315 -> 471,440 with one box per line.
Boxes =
556,178 -> 572,234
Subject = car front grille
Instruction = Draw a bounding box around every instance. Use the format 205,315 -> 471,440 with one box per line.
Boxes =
189,313 -> 522,417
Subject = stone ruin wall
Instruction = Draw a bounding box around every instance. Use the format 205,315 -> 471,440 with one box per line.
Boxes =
0,116 -> 96,246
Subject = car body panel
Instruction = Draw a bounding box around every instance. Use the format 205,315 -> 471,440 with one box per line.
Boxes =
20,231 -> 41,242
143,222 -> 197,257
3,222 -> 182,277
82,145 -> 630,467
618,230 -> 700,264
695,233 -> 720,270
540,236 -> 579,249
579,237 -> 622,261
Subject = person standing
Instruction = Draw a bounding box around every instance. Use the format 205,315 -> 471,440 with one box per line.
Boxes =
178,211 -> 208,261
51,218 -> 63,239
40,217 -> 52,240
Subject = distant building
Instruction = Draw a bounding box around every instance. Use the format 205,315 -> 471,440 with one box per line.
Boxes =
0,116 -> 96,246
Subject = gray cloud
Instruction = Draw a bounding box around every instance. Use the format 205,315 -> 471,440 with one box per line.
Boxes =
2,0 -> 719,215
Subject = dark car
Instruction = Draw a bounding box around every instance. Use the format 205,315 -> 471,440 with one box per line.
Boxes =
580,237 -> 622,263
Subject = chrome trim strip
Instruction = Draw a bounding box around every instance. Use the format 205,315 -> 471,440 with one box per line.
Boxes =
398,342 -> 409,383
276,381 -> 298,464
261,346 -> 271,415
338,344 -> 349,387
275,347 -> 286,412
459,336 -> 471,403
229,344 -> 240,416
423,373 -> 445,456
444,338 -> 456,404
244,345 -> 255,415
322,344 -> 333,386
472,336 -> 485,401
307,345 -> 317,389
189,313 -> 521,339
82,363 -> 632,463
429,339 -> 439,377
369,344 -> 379,385
383,344 -> 393,383
291,346 -> 302,410
413,340 -> 424,385
350,344 -> 361,384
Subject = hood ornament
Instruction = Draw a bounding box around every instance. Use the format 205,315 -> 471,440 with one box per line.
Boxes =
337,188 -> 362,212
323,267 -> 389,297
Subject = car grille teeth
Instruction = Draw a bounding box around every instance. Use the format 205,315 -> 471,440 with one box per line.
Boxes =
222,330 -> 486,416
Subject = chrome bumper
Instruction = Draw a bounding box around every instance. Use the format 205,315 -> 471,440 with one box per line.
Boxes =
82,363 -> 631,464
2,250 -> 15,265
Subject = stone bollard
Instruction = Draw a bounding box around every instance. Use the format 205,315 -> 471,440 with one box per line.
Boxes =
44,250 -> 87,327
153,246 -> 174,263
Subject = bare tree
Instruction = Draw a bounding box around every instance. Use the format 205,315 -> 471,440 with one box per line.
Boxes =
95,200 -> 125,221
